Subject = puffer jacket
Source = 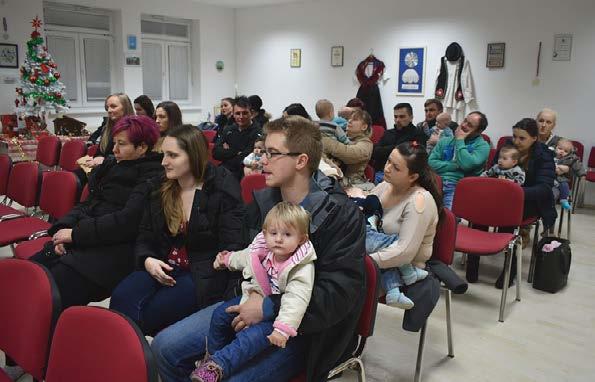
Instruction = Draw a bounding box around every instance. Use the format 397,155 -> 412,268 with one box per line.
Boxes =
322,133 -> 372,187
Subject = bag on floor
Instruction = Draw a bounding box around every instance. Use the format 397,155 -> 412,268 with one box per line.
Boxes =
532,237 -> 571,293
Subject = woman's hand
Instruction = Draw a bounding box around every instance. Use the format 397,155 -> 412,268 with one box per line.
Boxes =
87,156 -> 104,168
268,331 -> 288,348
144,257 -> 176,286
213,251 -> 229,270
54,244 -> 67,256
346,186 -> 366,198
53,229 -> 73,245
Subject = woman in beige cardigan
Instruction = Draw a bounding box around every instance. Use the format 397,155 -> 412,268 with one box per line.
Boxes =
322,109 -> 374,190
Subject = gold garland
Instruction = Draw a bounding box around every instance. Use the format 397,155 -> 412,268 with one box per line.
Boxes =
10,137 -> 32,161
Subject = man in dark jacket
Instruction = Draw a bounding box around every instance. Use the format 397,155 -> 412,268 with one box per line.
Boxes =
372,103 -> 427,175
213,96 -> 262,179
151,116 -> 366,382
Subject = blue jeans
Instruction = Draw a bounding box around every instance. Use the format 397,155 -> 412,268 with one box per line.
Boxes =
365,226 -> 398,254
151,301 -> 306,382
442,180 -> 457,210
557,181 -> 570,200
209,297 -> 276,378
109,269 -> 199,336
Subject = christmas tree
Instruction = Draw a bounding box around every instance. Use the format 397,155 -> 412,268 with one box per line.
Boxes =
14,16 -> 69,121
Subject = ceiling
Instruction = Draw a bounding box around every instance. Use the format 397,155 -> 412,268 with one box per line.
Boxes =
192,0 -> 306,8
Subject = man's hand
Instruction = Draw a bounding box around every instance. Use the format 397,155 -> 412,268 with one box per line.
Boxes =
54,244 -> 67,256
213,251 -> 229,270
226,292 -> 264,332
223,143 -> 230,150
268,331 -> 288,348
53,229 -> 73,245
144,257 -> 176,286
454,126 -> 471,140
428,132 -> 440,145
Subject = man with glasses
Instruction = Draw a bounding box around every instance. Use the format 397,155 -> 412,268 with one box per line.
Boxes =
428,111 -> 490,209
151,116 -> 366,382
213,96 -> 262,179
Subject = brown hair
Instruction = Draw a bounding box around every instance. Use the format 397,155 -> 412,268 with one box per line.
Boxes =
100,93 -> 135,153
263,202 -> 310,239
500,145 -> 520,161
160,125 -> 209,235
264,116 -> 322,175
350,109 -> 372,136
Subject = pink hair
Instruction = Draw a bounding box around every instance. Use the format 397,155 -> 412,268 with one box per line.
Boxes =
112,115 -> 160,150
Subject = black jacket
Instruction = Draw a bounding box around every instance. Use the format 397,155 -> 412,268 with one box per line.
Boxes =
135,164 -> 245,309
243,172 -> 366,382
213,122 -> 262,179
495,141 -> 556,228
48,152 -> 164,290
372,123 -> 427,171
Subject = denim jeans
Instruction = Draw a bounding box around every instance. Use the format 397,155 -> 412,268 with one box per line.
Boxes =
151,301 -> 306,382
109,269 -> 199,336
557,181 -> 570,200
209,297 -> 277,378
442,180 -> 457,210
365,226 -> 398,254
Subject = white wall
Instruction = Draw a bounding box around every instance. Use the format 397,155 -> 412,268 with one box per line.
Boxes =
235,0 -> 595,157
0,0 -> 236,129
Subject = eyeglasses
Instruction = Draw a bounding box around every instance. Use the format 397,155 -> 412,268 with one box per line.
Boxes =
263,150 -> 301,159
234,111 -> 251,116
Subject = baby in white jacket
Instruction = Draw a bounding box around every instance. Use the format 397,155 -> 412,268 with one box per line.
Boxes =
191,202 -> 316,382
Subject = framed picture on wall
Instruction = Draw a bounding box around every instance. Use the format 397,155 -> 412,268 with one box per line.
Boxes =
290,49 -> 301,68
331,46 -> 344,67
0,43 -> 18,69
397,46 -> 426,95
486,42 -> 505,68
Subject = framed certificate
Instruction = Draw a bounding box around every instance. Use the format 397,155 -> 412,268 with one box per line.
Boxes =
290,49 -> 301,68
486,42 -> 505,68
331,46 -> 344,67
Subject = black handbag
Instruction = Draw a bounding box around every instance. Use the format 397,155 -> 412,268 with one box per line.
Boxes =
532,237 -> 571,293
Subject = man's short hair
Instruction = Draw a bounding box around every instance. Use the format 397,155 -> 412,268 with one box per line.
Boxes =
424,99 -> 443,111
500,145 -> 520,161
315,99 -> 334,119
234,96 -> 251,110
394,102 -> 413,116
264,116 -> 322,175
469,111 -> 488,132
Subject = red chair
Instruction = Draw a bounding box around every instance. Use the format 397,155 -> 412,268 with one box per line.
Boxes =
434,172 -> 443,191
571,140 -> 584,161
486,148 -> 497,170
87,144 -> 99,158
59,140 -> 87,172
290,255 -> 379,382
240,173 -> 267,204
0,259 -> 61,382
202,130 -> 217,143
586,147 -> 595,183
415,208 -> 458,382
364,164 -> 375,182
496,136 -> 512,151
0,154 -> 12,202
44,306 -> 158,382
36,135 -> 61,168
452,177 -> 523,322
481,133 -> 492,146
80,183 -> 90,202
207,143 -> 221,166
0,161 -> 41,218
370,125 -> 385,144
0,171 -> 79,249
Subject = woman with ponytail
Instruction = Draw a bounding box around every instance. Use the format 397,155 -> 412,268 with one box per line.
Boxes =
110,125 -> 245,336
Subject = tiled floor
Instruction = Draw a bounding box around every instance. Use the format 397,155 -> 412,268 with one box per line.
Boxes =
2,207 -> 594,382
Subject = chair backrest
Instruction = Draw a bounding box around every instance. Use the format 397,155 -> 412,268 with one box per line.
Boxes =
59,140 -> 87,171
571,140 -> 584,162
80,184 -> 90,202
433,172 -> 443,191
0,154 -> 12,196
370,125 -> 385,144
240,173 -> 267,204
358,255 -> 380,339
39,171 -> 80,219
45,306 -> 158,382
496,136 -> 511,151
589,147 -> 595,169
486,148 -> 497,170
481,133 -> 492,145
431,208 -> 457,265
207,143 -> 221,166
6,161 -> 42,208
36,135 -> 61,167
364,164 -> 375,182
0,259 -> 61,381
202,130 -> 217,143
452,177 -> 524,228
87,144 -> 99,158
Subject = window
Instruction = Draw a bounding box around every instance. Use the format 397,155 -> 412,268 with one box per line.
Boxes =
141,15 -> 192,102
44,2 -> 113,107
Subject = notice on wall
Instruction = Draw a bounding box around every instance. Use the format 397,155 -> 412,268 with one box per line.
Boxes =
553,34 -> 572,61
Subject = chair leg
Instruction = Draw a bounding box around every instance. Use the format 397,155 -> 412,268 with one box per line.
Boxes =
528,220 -> 540,283
557,207 -> 564,237
460,253 -> 467,266
566,207 -> 571,241
515,240 -> 522,302
445,289 -> 454,358
499,251 -> 513,322
414,322 -> 427,382
355,358 -> 366,382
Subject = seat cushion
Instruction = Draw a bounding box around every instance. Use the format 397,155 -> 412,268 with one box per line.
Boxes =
0,368 -> 12,382
455,225 -> 516,255
0,218 -> 51,246
586,171 -> 595,182
14,237 -> 53,260
521,216 -> 538,226
0,204 -> 22,217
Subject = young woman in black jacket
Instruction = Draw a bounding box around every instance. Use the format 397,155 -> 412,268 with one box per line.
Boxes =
31,115 -> 163,309
110,125 -> 245,336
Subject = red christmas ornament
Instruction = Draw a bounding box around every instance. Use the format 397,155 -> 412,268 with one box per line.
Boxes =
55,92 -> 62,98
30,76 -> 37,83
41,64 -> 49,73
31,16 -> 43,30
31,31 -> 41,38
54,72 -> 61,79
44,79 -> 50,86
15,99 -> 19,107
